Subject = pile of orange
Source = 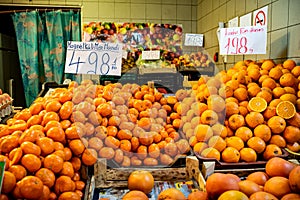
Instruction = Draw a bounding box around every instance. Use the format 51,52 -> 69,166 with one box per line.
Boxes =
180,59 -> 300,163
205,157 -> 300,199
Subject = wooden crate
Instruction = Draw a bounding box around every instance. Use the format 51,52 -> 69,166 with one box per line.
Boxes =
93,156 -> 203,188
84,156 -> 206,200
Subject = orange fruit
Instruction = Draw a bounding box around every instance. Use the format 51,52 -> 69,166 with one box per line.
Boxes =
88,137 -> 103,151
253,124 -> 272,142
239,106 -> 249,117
279,73 -> 296,87
276,101 -> 296,119
263,106 -> 276,120
21,154 -> 41,173
187,190 -> 208,200
247,85 -> 261,98
273,87 -> 286,98
284,86 -> 296,94
289,166 -> 300,193
2,171 -> 16,194
283,125 -> 300,143
256,88 -> 273,103
45,100 -> 62,112
263,144 -> 283,160
211,123 -> 227,138
245,112 -> 264,129
247,171 -> 269,186
193,142 -> 208,154
238,180 -> 262,197
291,65 -> 300,77
218,190 -> 248,200
235,126 -> 253,142
43,154 -> 64,173
264,176 -> 291,199
8,165 -> 27,181
46,127 -> 66,143
283,59 -> 296,70
225,136 -> 244,151
208,136 -> 226,152
19,176 -> 44,199
281,193 -> 300,200
233,87 -> 248,102
36,137 -> 55,156
280,93 -> 297,104
207,95 -> 226,112
240,148 -> 257,162
200,110 -> 219,125
249,191 -> 278,200
267,116 -> 286,134
286,142 -> 300,153
228,114 -> 245,130
247,137 -> 266,154
200,147 -> 221,160
35,168 -> 56,188
261,60 -> 275,71
225,101 -> 239,117
269,99 -> 282,107
194,124 -> 213,142
123,190 -> 148,200
222,147 -> 240,163
269,135 -> 287,148
205,172 -> 240,199
269,67 -> 283,80
82,148 -> 98,166
20,141 -> 41,156
247,68 -> 261,81
262,77 -> 277,90
128,170 -> 154,194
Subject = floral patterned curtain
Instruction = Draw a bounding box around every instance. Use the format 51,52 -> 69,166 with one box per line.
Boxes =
12,10 -> 81,107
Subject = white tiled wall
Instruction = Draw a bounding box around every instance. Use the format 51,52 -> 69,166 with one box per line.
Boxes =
197,0 -> 300,70
0,0 -> 197,33
80,0 -> 196,33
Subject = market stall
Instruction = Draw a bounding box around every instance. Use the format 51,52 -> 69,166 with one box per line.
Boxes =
0,1 -> 300,199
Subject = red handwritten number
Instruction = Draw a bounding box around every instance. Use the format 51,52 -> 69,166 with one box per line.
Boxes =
225,38 -> 230,54
239,37 -> 247,54
231,37 -> 239,54
224,37 -> 248,54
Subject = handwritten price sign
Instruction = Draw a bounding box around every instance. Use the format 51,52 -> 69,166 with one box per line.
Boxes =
219,26 -> 267,55
141,50 -> 160,60
184,33 -> 204,46
64,41 -> 123,76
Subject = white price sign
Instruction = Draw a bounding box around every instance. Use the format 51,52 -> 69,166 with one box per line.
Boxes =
141,50 -> 160,60
219,26 -> 267,55
184,33 -> 203,46
64,41 -> 123,76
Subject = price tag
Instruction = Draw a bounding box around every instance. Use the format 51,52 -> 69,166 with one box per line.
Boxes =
141,50 -> 160,60
64,41 -> 123,76
219,25 -> 267,55
122,50 -> 128,59
0,161 -> 6,193
184,33 -> 204,46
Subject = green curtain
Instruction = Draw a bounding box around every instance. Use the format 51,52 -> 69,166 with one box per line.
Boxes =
12,10 -> 81,107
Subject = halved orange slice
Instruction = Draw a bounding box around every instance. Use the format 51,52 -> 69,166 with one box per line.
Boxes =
248,97 -> 267,112
276,100 -> 296,119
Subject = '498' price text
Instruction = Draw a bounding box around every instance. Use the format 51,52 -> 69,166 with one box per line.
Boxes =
65,41 -> 123,76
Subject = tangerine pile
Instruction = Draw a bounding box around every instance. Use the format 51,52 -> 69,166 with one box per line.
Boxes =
67,81 -> 190,167
180,59 -> 300,163
205,157 -> 300,199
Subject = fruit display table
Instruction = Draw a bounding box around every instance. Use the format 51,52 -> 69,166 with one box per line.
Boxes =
0,57 -> 300,199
